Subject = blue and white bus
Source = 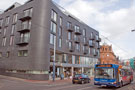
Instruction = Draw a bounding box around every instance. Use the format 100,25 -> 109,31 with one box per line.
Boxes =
94,64 -> 133,87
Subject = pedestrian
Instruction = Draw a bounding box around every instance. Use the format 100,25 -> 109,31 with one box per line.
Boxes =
60,73 -> 64,80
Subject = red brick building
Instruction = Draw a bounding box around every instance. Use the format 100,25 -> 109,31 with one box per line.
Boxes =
100,44 -> 119,64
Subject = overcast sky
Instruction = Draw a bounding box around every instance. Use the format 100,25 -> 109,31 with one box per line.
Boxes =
0,0 -> 135,60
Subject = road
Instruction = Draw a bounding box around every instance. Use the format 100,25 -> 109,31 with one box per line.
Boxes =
0,75 -> 135,90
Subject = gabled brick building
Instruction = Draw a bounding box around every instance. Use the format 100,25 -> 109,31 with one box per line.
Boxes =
100,44 -> 119,64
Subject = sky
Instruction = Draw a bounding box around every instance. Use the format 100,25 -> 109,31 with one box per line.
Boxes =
0,0 -> 135,60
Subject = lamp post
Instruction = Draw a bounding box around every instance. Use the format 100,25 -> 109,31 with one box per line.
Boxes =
53,36 -> 56,82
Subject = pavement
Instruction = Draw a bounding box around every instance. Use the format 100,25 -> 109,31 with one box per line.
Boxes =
0,75 -> 135,90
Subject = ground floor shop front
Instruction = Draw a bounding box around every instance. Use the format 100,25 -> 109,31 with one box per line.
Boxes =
49,63 -> 95,80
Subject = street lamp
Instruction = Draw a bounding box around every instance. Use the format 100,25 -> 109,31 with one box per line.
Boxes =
53,36 -> 56,82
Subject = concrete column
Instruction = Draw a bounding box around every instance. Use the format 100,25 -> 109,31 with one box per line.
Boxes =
71,67 -> 74,77
82,67 -> 84,73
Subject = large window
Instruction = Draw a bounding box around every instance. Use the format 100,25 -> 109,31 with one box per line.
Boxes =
9,36 -> 14,46
3,27 -> 7,36
50,21 -> 57,33
58,27 -> 62,37
68,32 -> 72,40
20,32 -> 30,43
22,20 -> 31,30
51,10 -> 57,22
67,22 -> 72,29
68,41 -> 72,48
83,29 -> 86,36
58,38 -> 62,48
24,8 -> 33,17
76,43 -> 80,51
13,13 -> 18,23
0,19 -> 3,26
74,25 -> 80,32
60,17 -> 62,26
18,50 -> 28,57
11,24 -> 16,35
5,16 -> 10,25
50,33 -> 56,45
2,37 -> 7,46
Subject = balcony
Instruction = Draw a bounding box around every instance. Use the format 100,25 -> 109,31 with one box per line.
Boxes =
96,37 -> 101,42
89,42 -> 94,47
67,42 -> 75,52
90,35 -> 95,40
83,49 -> 88,54
74,29 -> 82,35
67,26 -> 74,32
16,39 -> 29,46
18,25 -> 30,32
74,37 -> 81,43
83,38 -> 88,46
19,14 -> 32,21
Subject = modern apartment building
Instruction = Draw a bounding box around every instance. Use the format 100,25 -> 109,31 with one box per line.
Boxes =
0,0 -> 101,80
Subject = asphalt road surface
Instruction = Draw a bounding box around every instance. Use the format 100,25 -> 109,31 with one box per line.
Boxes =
0,75 -> 135,90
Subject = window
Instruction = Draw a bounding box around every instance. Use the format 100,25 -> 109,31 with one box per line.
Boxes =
89,48 -> 91,54
76,43 -> 80,51
74,25 -> 80,31
67,22 -> 72,29
68,32 -> 72,40
50,21 -> 57,33
5,16 -> 10,25
69,41 -> 72,48
83,29 -> 86,36
18,50 -> 28,57
3,27 -> 7,36
0,19 -> 3,26
24,8 -> 33,17
50,33 -> 56,45
22,20 -> 31,30
89,40 -> 93,45
2,37 -> 7,46
0,52 -> 2,58
11,24 -> 16,35
20,32 -> 30,43
13,13 -> 18,23
51,10 -> 57,22
60,17 -> 62,26
6,51 -> 10,58
58,27 -> 62,37
9,36 -> 14,46
58,38 -> 62,47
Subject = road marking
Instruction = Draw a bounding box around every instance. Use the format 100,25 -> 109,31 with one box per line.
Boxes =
77,86 -> 92,90
50,84 -> 90,90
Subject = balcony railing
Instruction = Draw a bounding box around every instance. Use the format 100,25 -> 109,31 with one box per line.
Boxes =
74,37 -> 81,43
16,38 -> 29,46
96,37 -> 101,42
67,42 -> 75,52
83,38 -> 88,46
83,49 -> 88,54
89,42 -> 94,47
74,29 -> 82,35
67,26 -> 74,32
19,13 -> 32,21
90,35 -> 95,40
18,25 -> 30,32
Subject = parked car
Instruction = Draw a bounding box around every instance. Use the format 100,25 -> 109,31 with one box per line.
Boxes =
72,74 -> 90,84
